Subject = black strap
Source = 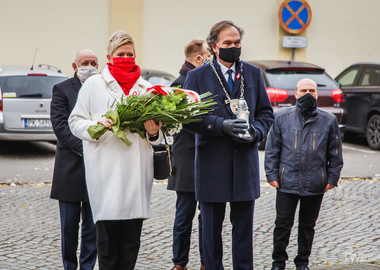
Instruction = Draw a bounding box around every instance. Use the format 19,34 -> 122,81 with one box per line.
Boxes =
162,132 -> 173,176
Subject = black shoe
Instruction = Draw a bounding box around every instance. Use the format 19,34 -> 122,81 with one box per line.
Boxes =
271,267 -> 284,270
296,266 -> 310,270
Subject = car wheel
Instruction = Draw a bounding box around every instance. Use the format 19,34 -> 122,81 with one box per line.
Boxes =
366,114 -> 380,150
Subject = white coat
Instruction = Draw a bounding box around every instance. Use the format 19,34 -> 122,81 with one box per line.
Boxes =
69,66 -> 163,223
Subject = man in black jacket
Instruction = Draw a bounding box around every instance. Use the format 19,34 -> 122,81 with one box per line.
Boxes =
265,78 -> 343,270
168,39 -> 211,270
50,49 -> 98,270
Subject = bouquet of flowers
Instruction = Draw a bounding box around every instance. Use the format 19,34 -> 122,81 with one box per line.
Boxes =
87,85 -> 216,146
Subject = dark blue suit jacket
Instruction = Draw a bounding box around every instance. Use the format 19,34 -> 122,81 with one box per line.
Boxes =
183,59 -> 273,202
50,74 -> 87,202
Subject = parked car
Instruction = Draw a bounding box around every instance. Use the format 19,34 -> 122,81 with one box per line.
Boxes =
335,62 -> 380,150
247,60 -> 346,149
0,65 -> 67,141
141,69 -> 175,87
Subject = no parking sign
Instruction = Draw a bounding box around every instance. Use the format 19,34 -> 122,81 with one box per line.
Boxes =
279,0 -> 312,34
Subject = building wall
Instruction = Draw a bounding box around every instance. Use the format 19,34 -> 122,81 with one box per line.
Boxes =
0,0 -> 110,77
110,0 -> 144,66
142,0 -> 380,77
306,0 -> 380,76
0,0 -> 379,79
142,0 -> 282,76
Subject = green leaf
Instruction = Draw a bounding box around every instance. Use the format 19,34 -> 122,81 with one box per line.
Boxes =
87,89 -> 216,145
87,124 -> 108,140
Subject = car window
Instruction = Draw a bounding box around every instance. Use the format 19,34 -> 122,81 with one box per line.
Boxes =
358,67 -> 380,86
0,76 -> 65,98
266,70 -> 338,90
146,76 -> 173,87
336,68 -> 359,87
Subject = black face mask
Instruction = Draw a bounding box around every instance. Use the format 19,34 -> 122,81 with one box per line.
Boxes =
296,93 -> 317,118
218,47 -> 241,63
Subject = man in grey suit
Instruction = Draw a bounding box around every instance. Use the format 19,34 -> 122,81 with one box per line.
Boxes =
50,49 -> 98,270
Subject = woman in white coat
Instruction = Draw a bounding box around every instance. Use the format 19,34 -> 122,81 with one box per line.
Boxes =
69,31 -> 163,270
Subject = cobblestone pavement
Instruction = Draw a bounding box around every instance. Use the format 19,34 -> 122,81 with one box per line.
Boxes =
0,179 -> 379,270
0,142 -> 55,184
1,141 -> 380,184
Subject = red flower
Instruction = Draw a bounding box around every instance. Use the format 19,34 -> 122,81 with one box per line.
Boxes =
146,85 -> 168,96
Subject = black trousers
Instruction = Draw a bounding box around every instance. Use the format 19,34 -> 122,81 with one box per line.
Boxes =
96,219 -> 143,270
59,201 -> 97,270
172,191 -> 203,266
200,200 -> 255,270
272,191 -> 324,269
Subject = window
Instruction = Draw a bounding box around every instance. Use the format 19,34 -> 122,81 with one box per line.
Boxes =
266,70 -> 337,90
0,76 -> 66,98
336,68 -> 359,87
358,67 -> 380,86
146,76 -> 172,87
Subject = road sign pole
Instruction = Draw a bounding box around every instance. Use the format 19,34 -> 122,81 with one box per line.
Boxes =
279,0 -> 311,62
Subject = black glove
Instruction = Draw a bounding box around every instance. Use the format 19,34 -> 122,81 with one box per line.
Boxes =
249,124 -> 258,142
222,119 -> 248,139
232,124 -> 258,144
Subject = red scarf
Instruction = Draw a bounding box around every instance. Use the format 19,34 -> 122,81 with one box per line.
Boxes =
107,57 -> 141,95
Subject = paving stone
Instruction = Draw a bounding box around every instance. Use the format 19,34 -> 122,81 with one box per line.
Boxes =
0,179 -> 379,269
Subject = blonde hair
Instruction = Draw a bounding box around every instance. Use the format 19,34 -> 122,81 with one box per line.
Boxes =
107,31 -> 136,57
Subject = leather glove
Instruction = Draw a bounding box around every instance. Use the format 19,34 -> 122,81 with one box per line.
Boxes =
232,124 -> 258,144
249,124 -> 258,142
222,119 -> 248,139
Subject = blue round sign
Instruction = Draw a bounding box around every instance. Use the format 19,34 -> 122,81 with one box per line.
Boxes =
279,0 -> 312,34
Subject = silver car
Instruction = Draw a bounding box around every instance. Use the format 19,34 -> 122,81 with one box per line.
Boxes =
0,65 -> 67,141
141,69 -> 176,86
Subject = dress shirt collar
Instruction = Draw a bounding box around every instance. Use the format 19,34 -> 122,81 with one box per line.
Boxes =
217,58 -> 236,77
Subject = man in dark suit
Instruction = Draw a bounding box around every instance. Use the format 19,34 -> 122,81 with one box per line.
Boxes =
168,40 -> 211,270
50,49 -> 98,270
183,21 -> 274,269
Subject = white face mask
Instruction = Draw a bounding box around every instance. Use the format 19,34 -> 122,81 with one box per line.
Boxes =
201,57 -> 211,65
77,65 -> 98,82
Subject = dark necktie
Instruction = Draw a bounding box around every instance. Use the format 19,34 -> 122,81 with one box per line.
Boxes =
227,69 -> 234,94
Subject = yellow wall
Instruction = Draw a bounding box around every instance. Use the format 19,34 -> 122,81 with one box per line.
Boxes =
141,0 -> 380,77
110,0 -> 144,65
307,0 -> 380,76
0,0 -> 110,77
1,0 -> 380,79
142,0 -> 281,76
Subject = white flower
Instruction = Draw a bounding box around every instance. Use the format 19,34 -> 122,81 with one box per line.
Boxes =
167,123 -> 183,135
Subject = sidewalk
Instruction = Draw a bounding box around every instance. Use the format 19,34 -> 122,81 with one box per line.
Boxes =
314,262 -> 380,270
1,179 -> 378,269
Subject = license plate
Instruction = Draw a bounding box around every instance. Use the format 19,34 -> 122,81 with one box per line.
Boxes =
24,119 -> 52,128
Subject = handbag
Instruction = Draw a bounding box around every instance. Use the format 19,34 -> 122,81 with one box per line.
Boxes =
153,133 -> 176,180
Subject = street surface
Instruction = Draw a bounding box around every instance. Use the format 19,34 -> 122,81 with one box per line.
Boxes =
0,138 -> 379,269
